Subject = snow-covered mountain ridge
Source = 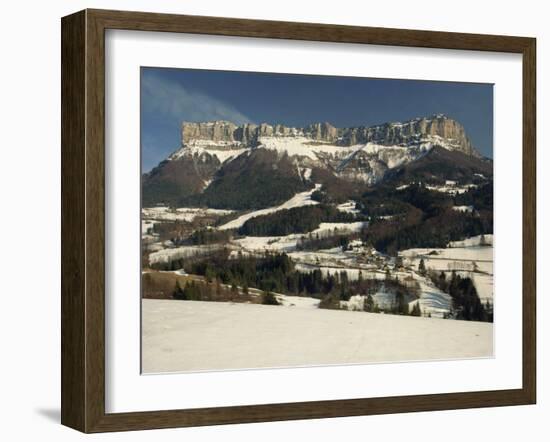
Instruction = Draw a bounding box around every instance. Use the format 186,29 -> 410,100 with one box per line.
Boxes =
163,114 -> 482,186
142,114 -> 491,207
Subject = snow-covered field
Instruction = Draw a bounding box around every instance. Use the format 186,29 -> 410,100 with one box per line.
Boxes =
401,246 -> 493,272
149,244 -> 226,265
142,299 -> 493,373
412,277 -> 453,316
218,185 -> 321,230
233,234 -> 303,253
400,236 -> 494,301
142,206 -> 234,223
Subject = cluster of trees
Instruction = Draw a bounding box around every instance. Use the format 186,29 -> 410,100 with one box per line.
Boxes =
410,301 -> 423,316
173,279 -> 247,303
261,291 -> 280,305
384,145 -> 493,187
189,228 -> 232,245
238,204 -> 358,237
358,183 -> 493,254
296,233 -> 353,251
429,270 -> 492,322
309,169 -> 368,205
175,251 -> 437,319
151,257 -> 187,271
186,251 -> 337,297
151,220 -> 194,244
184,251 -> 419,310
454,182 -> 493,211
357,184 -> 449,219
172,278 -> 281,306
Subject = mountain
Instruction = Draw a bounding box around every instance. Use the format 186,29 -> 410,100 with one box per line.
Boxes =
142,114 -> 491,208
142,154 -> 221,207
183,149 -> 312,210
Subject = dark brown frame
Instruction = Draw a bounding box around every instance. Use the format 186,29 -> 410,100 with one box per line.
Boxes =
61,8 -> 536,433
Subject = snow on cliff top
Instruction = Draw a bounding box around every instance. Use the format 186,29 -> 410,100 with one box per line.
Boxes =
169,140 -> 248,164
258,136 -> 359,160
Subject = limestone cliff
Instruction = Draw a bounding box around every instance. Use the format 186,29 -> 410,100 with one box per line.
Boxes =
179,114 -> 481,157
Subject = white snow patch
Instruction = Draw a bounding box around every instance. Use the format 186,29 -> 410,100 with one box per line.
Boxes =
337,201 -> 360,214
233,234 -> 303,253
299,167 -> 312,181
452,205 -> 475,213
170,141 -> 247,164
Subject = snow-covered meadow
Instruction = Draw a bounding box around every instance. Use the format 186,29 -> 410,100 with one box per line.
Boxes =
142,298 -> 493,373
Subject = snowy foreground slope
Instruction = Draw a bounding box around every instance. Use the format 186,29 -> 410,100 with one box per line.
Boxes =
142,299 -> 493,373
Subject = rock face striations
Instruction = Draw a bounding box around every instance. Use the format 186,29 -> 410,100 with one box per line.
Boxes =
178,114 -> 480,158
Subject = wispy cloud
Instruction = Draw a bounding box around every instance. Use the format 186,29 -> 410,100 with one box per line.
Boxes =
141,71 -> 253,125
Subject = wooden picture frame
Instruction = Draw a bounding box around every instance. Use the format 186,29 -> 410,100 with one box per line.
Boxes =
61,8 -> 536,433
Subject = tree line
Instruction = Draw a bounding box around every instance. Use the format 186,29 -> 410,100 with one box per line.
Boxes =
184,251 -> 421,316
238,204 -> 359,237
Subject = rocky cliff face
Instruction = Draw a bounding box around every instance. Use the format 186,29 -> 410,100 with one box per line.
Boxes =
359,116 -> 478,157
181,120 -> 239,144
179,115 -> 480,157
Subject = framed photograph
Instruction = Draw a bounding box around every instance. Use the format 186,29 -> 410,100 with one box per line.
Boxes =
61,9 -> 536,433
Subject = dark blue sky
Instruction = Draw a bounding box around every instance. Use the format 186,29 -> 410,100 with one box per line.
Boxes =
141,67 -> 493,171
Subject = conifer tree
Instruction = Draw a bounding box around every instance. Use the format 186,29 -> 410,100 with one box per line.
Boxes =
418,258 -> 426,276
411,301 -> 422,317
364,294 -> 375,312
173,280 -> 186,300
